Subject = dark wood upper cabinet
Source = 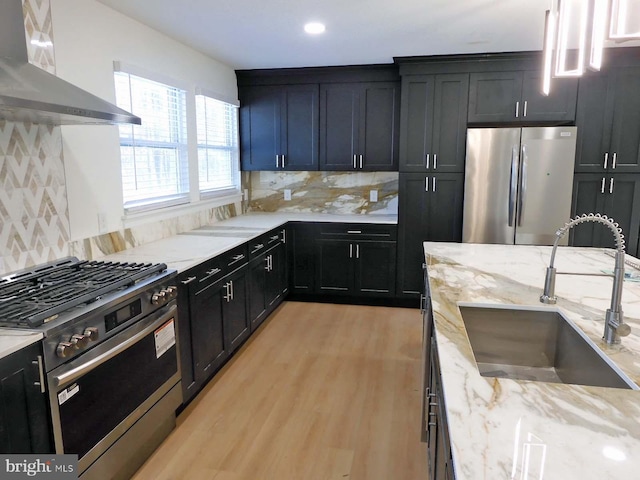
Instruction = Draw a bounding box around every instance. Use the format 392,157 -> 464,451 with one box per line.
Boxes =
575,66 -> 640,173
399,74 -> 468,172
240,84 -> 319,171
468,71 -> 577,124
319,82 -> 400,171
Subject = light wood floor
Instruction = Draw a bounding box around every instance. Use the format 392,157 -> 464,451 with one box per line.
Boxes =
133,301 -> 428,480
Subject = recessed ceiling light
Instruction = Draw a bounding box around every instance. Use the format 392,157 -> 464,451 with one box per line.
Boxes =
304,22 -> 326,35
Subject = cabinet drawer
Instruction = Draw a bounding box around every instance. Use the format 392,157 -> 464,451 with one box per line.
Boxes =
248,229 -> 284,259
188,244 -> 249,289
317,223 -> 397,240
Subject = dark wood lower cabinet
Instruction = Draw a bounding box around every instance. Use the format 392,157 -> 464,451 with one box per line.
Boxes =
222,268 -> 250,355
570,174 -> 640,256
0,343 -> 52,454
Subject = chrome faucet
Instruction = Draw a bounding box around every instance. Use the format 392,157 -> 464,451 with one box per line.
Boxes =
540,213 -> 632,345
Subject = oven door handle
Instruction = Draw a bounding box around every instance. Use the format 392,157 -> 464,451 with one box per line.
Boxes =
52,303 -> 177,388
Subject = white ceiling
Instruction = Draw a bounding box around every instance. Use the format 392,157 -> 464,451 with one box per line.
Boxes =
94,0 -> 635,70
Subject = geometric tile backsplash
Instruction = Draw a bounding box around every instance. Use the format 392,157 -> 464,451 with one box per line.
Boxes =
0,0 -> 70,274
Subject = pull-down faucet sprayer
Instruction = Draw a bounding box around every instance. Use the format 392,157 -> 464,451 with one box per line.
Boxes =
540,213 -> 631,345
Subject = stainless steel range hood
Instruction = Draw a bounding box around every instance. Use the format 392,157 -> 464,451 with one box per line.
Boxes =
0,0 -> 140,125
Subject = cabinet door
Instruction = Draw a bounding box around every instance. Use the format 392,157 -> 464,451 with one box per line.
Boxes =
397,174 -> 432,297
315,239 -> 353,294
431,75 -> 469,173
399,75 -> 434,172
468,71 -> 523,123
191,279 -> 227,383
223,270 -> 250,354
265,244 -> 286,311
428,174 -> 465,242
281,85 -> 319,171
248,256 -> 267,331
569,174 -> 640,256
289,223 -> 316,293
354,241 -> 397,296
319,83 -> 359,170
605,176 -> 640,256
397,173 -> 464,297
0,343 -> 51,454
240,86 -> 281,170
359,82 -> 400,171
574,74 -> 614,173
521,71 -> 578,122
608,67 -> 640,173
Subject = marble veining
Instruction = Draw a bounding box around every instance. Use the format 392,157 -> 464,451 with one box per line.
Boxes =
425,243 -> 640,479
248,171 -> 398,215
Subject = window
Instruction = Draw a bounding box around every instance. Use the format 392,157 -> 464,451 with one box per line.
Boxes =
195,94 -> 240,196
114,71 -> 189,212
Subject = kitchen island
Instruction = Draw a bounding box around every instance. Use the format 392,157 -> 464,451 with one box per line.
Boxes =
424,242 -> 640,480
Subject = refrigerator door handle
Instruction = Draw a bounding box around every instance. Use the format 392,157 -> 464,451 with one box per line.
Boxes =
508,145 -> 519,227
517,144 -> 529,226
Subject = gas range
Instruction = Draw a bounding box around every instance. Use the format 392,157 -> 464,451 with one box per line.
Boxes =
0,256 -> 177,371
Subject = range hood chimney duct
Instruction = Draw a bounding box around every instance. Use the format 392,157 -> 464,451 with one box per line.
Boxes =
0,0 -> 140,125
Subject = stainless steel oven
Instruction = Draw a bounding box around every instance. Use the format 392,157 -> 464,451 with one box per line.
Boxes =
0,257 -> 183,480
47,300 -> 181,479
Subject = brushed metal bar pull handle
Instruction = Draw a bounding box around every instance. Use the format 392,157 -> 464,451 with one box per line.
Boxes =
612,152 -> 617,169
610,177 -> 614,194
353,154 -> 357,169
604,152 -> 609,169
515,101 -> 520,118
206,268 -> 222,276
232,254 -> 245,261
347,230 -> 361,234
281,229 -> 286,243
425,176 -> 429,192
517,144 -> 528,226
181,276 -> 197,285
601,177 -> 606,194
35,356 -> 45,393
359,154 -> 363,169
276,155 -> 279,168
349,244 -> 353,258
282,154 -> 286,168
426,153 -> 430,169
523,100 -> 528,117
270,235 -> 280,242
265,256 -> 270,271
432,177 -> 436,192
508,145 -> 519,226
433,154 -> 437,169
356,244 -> 360,259
251,244 -> 264,253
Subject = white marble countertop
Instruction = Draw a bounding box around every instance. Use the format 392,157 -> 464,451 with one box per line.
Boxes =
424,242 -> 640,480
0,212 -> 396,360
102,212 -> 397,273
0,330 -> 43,360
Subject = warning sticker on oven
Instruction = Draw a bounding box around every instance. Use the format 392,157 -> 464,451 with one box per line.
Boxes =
155,319 -> 176,359
58,383 -> 80,406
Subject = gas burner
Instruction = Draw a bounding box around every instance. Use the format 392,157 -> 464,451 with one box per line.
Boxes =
0,257 -> 168,328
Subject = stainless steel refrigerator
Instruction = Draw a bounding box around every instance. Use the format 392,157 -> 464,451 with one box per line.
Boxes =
462,126 -> 577,246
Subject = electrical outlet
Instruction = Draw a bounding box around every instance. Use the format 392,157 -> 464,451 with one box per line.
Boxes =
370,190 -> 378,202
284,189 -> 292,201
97,212 -> 108,233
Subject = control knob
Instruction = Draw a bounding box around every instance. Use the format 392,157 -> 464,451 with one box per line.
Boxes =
70,333 -> 89,349
165,286 -> 178,299
151,290 -> 167,305
84,327 -> 99,342
56,341 -> 75,358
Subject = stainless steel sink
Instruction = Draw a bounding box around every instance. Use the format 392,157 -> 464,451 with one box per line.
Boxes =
458,304 -> 638,390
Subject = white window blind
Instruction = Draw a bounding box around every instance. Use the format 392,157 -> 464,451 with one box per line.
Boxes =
114,71 -> 189,212
195,94 -> 240,196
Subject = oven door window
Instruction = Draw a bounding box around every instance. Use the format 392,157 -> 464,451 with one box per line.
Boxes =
56,323 -> 178,459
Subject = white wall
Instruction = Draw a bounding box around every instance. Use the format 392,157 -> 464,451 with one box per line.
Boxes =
50,0 -> 238,241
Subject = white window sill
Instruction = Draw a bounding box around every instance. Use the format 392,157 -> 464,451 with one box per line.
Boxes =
122,192 -> 243,229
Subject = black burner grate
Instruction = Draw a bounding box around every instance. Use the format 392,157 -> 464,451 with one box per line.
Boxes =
0,259 -> 167,328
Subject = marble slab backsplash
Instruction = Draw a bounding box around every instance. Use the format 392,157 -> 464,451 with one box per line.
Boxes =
69,202 -> 242,261
248,171 -> 398,215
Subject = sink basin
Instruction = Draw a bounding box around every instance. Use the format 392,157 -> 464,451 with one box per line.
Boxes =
458,304 -> 638,390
